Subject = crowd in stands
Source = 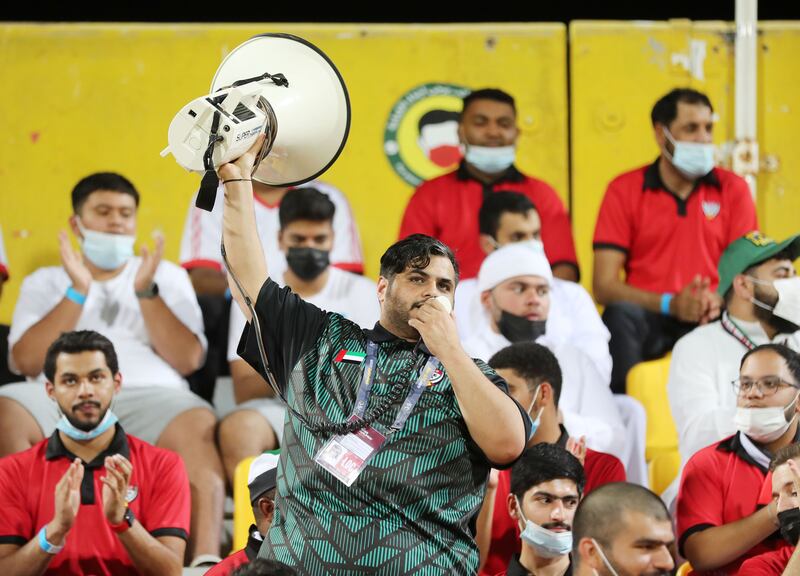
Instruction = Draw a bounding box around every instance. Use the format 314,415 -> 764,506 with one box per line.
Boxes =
0,85 -> 798,575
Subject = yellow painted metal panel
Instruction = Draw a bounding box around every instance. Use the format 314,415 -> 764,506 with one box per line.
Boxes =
0,23 -> 567,324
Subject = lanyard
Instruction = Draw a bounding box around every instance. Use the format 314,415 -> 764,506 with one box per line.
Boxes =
720,312 -> 757,350
351,340 -> 440,433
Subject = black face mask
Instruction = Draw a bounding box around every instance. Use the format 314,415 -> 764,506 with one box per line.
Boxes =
497,310 -> 547,343
779,508 -> 800,545
286,247 -> 330,281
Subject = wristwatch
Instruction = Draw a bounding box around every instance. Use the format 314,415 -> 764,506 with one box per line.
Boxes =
109,507 -> 136,534
135,282 -> 159,299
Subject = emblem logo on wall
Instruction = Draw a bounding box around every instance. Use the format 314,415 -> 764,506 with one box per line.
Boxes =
384,83 -> 470,186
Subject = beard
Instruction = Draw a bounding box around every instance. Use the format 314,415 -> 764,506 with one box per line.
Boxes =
753,285 -> 800,335
382,284 -> 426,340
64,400 -> 107,432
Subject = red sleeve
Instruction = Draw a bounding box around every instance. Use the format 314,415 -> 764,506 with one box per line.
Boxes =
528,182 -> 578,269
399,182 -> 440,240
142,449 -> 191,540
593,177 -> 633,252
676,449 -> 724,555
723,173 -> 759,244
0,455 -> 33,545
758,472 -> 774,506
583,450 -> 626,493
739,548 -> 794,576
204,550 -> 249,576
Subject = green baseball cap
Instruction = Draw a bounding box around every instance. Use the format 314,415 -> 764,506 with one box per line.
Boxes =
717,231 -> 800,296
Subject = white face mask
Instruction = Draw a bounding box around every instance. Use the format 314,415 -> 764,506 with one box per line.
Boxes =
734,391 -> 800,443
464,144 -> 516,174
527,385 -> 544,439
748,276 -> 800,330
591,538 -> 620,576
515,495 -> 573,558
77,219 -> 135,271
663,127 -> 715,179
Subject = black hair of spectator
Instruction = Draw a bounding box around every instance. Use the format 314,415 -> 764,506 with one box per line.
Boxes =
44,330 -> 119,383
489,342 -> 563,405
478,191 -> 537,238
71,172 -> 139,214
572,482 -> 670,560
231,558 -> 298,576
380,234 -> 459,283
278,187 -> 336,229
772,443 -> 800,471
462,88 -> 516,117
740,343 -> 800,385
418,109 -> 460,132
724,248 -> 795,305
510,442 -> 585,500
651,88 -> 713,128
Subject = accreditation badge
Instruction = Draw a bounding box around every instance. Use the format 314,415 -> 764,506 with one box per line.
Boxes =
314,416 -> 387,486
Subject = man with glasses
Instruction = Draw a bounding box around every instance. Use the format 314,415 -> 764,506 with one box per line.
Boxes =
676,343 -> 798,574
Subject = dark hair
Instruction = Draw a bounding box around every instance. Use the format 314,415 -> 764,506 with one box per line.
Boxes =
278,187 -> 336,228
380,234 -> 459,283
232,558 -> 297,576
418,109 -> 460,132
510,443 -> 585,499
462,88 -> 516,117
489,343 -> 563,405
724,248 -> 795,304
43,330 -> 119,383
71,172 -> 139,214
478,191 -> 537,238
772,443 -> 800,471
740,343 -> 800,385
572,482 -> 671,560
651,88 -> 713,128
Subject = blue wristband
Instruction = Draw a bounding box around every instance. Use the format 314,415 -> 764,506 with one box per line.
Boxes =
660,293 -> 674,315
65,286 -> 87,306
37,526 -> 63,554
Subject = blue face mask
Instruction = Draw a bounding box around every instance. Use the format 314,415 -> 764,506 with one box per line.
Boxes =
464,145 -> 516,174
663,128 -> 715,179
527,385 -> 543,441
77,220 -> 135,271
515,495 -> 573,558
56,410 -> 118,441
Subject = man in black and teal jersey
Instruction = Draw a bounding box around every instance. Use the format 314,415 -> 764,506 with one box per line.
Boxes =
217,137 -> 530,574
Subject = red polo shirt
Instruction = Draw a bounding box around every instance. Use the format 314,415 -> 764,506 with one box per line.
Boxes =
0,425 -> 190,576
676,433 -> 788,575
593,160 -> 756,293
479,430 -> 626,576
205,525 -> 262,575
400,162 -> 578,280
739,546 -> 794,575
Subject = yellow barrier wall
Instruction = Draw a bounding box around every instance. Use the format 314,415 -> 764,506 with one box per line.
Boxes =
0,23 -> 568,323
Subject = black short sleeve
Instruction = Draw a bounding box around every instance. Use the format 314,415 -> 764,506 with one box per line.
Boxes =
237,278 -> 328,394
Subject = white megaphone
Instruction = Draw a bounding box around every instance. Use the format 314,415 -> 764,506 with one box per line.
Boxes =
161,33 -> 351,211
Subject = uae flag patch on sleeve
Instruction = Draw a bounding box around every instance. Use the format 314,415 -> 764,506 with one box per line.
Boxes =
335,349 -> 366,364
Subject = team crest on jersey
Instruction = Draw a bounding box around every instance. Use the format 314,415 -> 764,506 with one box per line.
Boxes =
126,486 -> 139,503
702,201 -> 721,220
428,368 -> 445,387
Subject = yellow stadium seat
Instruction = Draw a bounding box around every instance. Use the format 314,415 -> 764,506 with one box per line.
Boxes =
232,450 -> 281,552
626,355 -> 679,461
648,449 -> 681,495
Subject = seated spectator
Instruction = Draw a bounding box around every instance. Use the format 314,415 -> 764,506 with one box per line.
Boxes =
217,188 -> 379,483
464,242 -> 625,457
571,482 -> 674,576
232,558 -> 297,576
494,443 -> 584,576
478,343 -> 626,575
0,330 -> 189,575
400,87 -> 578,281
455,192 -> 610,381
0,225 -> 16,385
593,88 -> 757,393
206,453 -> 279,575
677,343 -> 799,573
739,443 -> 800,574
0,172 -> 224,564
669,232 -> 800,473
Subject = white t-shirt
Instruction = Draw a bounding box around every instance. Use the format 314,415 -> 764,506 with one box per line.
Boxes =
8,258 -> 207,390
179,181 -> 364,275
463,328 -> 626,460
228,266 -> 380,362
455,278 -> 611,385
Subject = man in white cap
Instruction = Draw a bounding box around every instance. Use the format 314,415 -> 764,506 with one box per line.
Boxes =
206,453 -> 280,576
463,242 -> 625,458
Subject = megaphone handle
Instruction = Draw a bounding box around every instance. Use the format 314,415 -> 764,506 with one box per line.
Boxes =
195,110 -> 225,212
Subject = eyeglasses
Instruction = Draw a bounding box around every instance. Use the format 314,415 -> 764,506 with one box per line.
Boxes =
732,376 -> 798,397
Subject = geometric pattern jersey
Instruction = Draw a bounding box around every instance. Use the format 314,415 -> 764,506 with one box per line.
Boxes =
238,279 -> 524,575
